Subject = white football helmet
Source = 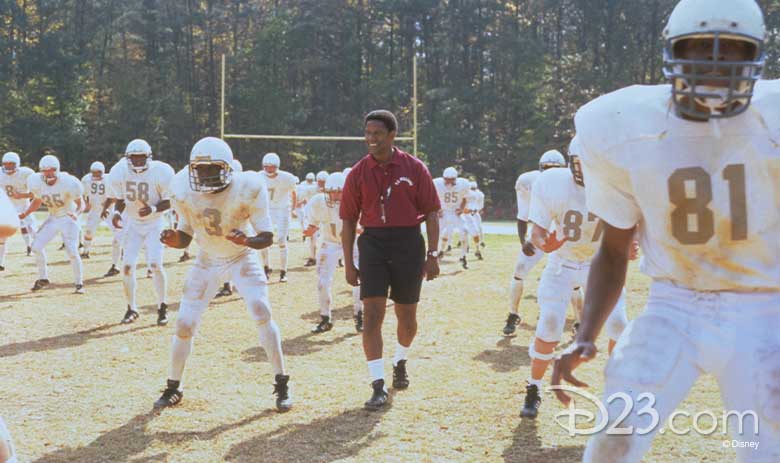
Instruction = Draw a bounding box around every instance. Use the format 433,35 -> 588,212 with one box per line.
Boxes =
342,167 -> 352,177
231,159 -> 243,173
316,170 -> 329,184
2,152 -> 20,174
39,154 -> 61,185
263,152 -> 280,167
325,172 -> 346,207
125,139 -> 153,173
89,161 -> 106,177
189,137 -> 235,193
663,0 -> 765,119
443,167 -> 458,179
470,181 -> 478,190
305,172 -> 315,182
539,150 -> 566,170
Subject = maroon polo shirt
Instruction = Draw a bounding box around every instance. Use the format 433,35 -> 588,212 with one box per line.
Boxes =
340,147 -> 440,228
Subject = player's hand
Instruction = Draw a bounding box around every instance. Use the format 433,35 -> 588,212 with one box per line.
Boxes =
18,213 -> 26,221
551,341 -> 598,406
112,213 -> 123,230
291,211 -> 298,219
345,263 -> 360,287
539,230 -> 568,253
100,208 -> 109,219
225,229 -> 248,246
160,229 -> 179,247
138,201 -> 153,217
423,255 -> 440,281
629,240 -> 640,260
303,225 -> 318,238
522,241 -> 536,256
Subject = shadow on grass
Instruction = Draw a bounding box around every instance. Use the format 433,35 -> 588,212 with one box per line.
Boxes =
242,330 -> 358,361
32,409 -> 275,463
225,406 -> 390,462
300,304 -> 356,322
473,337 -> 532,373
0,323 -> 159,358
502,417 -> 584,463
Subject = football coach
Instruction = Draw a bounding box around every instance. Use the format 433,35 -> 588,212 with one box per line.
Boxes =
340,109 -> 441,411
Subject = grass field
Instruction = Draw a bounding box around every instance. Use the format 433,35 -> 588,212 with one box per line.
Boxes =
0,225 -> 735,462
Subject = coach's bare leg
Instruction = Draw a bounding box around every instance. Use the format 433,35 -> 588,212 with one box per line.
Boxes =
362,297 -> 387,361
394,303 -> 418,350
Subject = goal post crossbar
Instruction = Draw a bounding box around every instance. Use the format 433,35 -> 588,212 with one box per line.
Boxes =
221,55 -> 419,156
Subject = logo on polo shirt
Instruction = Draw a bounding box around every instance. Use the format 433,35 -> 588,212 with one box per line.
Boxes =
394,177 -> 413,187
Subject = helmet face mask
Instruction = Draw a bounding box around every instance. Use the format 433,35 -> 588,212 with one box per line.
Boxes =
570,156 -> 585,187
2,162 -> 17,175
42,168 -> 58,185
539,150 -> 566,171
324,172 -> 346,207
189,161 -> 232,193
2,152 -> 20,174
91,170 -> 103,180
125,139 -> 153,173
39,155 -> 60,185
263,164 -> 278,175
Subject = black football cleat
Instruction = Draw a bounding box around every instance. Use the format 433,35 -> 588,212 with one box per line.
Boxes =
573,321 -> 581,335
27,246 -> 32,256
304,258 -> 316,267
521,383 -> 542,419
460,256 -> 469,269
354,310 -> 363,333
215,282 -> 232,298
446,245 -> 452,253
338,259 -> 344,268
364,379 -> 389,411
264,266 -> 272,279
58,243 -> 65,251
154,380 -> 183,409
503,313 -> 521,336
178,252 -> 191,263
157,303 -> 169,326
480,241 -> 486,248
121,306 -> 139,324
273,374 -> 293,412
475,250 -> 483,260
392,360 -> 410,390
31,279 -> 50,291
146,268 -> 153,279
0,265 -> 4,271
74,284 -> 85,294
279,271 -> 287,283
311,316 -> 333,334
104,265 -> 120,277
80,252 -> 90,259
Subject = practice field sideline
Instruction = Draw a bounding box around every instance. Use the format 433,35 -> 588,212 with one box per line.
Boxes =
1,229 -> 730,462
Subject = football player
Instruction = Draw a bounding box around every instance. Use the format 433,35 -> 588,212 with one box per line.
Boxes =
259,153 -> 298,282
105,139 -> 174,325
434,167 -> 470,268
462,180 -> 484,260
503,150 -> 575,335
154,136 -> 292,412
0,416 -> 16,463
0,152 -> 36,269
80,162 -> 121,273
295,172 -> 319,266
520,137 -> 631,419
553,1 -> 780,461
0,189 -> 20,239
214,158 -> 245,299
304,172 -> 362,333
315,170 -> 328,192
19,154 -> 85,293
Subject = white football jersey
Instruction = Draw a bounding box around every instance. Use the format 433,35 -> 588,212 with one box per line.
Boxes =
0,166 -> 35,209
529,166 -> 601,263
306,193 -> 341,244
434,177 -> 470,212
171,169 -> 272,263
515,170 -> 540,221
466,189 -> 485,211
261,170 -> 298,210
27,172 -> 84,217
295,181 -> 319,206
575,81 -> 780,291
81,174 -> 109,206
108,160 -> 175,223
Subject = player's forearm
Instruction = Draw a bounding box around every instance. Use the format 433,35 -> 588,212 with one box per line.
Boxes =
114,199 -> 126,213
169,230 -> 193,249
425,211 -> 440,252
342,219 -> 357,263
20,198 -> 42,218
576,229 -> 634,345
154,199 -> 171,213
517,219 -> 528,243
246,231 -> 273,250
529,223 -> 549,251
101,198 -> 115,213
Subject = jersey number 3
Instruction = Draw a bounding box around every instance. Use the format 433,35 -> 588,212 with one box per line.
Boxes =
668,164 -> 747,245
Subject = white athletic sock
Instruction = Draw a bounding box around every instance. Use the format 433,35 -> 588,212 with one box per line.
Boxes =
393,342 -> 410,366
528,378 -> 543,388
22,230 -> 33,247
439,238 -> 448,253
261,248 -> 270,268
309,237 -> 317,259
0,242 -> 5,266
258,320 -> 285,375
152,265 -> 167,305
509,277 -> 524,315
83,236 -> 93,253
460,237 -> 468,257
367,358 -> 385,382
318,279 -> 332,317
352,286 -> 362,315
111,239 -> 121,266
280,246 -> 288,272
570,287 -> 584,322
123,265 -> 137,310
70,254 -> 83,286
35,249 -> 48,279
169,335 -> 194,382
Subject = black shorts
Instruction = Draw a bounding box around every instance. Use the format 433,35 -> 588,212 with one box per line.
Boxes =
358,226 -> 426,304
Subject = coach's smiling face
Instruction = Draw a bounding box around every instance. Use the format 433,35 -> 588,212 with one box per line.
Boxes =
365,121 -> 395,161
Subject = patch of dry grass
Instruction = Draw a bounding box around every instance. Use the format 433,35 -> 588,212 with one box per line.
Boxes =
0,227 -> 735,462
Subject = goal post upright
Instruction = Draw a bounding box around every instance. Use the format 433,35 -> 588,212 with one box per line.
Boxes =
220,54 -> 419,154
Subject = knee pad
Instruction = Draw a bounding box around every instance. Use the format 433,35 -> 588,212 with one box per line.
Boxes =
175,317 -> 199,339
528,343 -> 556,361
584,433 -> 638,463
248,299 -> 272,325
149,262 -> 164,273
122,264 -> 135,276
535,310 -> 565,344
